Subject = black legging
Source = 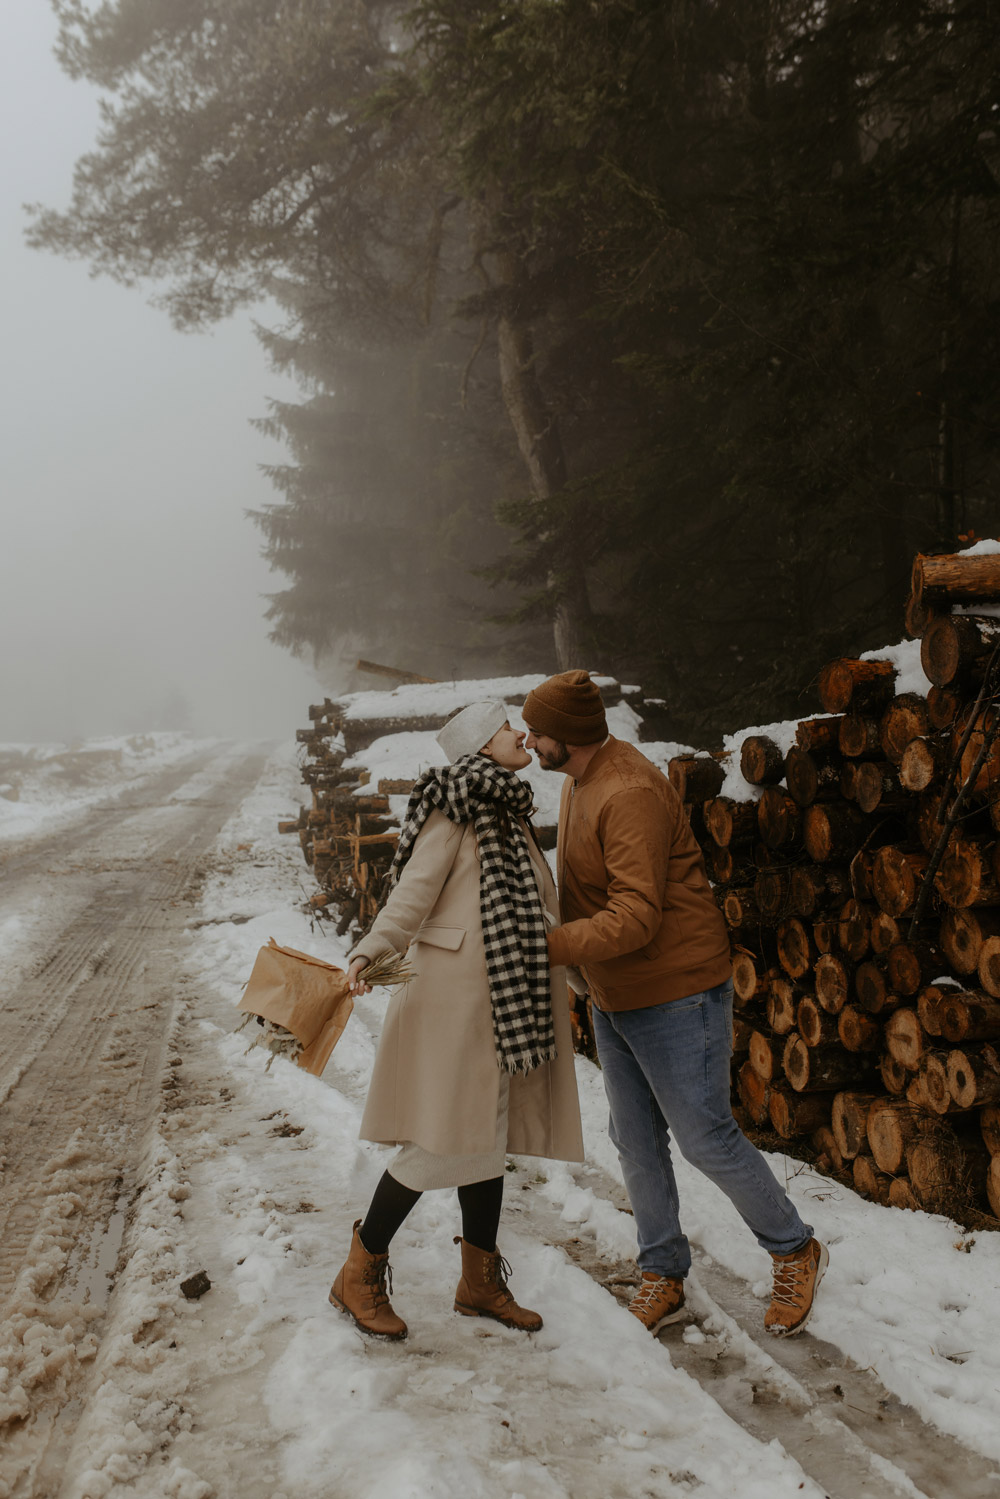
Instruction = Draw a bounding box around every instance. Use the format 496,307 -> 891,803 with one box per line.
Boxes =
359,1170 -> 504,1255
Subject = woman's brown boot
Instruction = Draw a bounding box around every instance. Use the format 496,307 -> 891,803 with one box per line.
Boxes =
453,1236 -> 543,1331
329,1220 -> 407,1340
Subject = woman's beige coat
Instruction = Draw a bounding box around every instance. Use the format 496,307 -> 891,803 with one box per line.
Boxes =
351,808 -> 584,1162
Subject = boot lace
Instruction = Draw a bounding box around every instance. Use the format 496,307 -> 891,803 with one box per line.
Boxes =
630,1276 -> 677,1316
486,1251 -> 514,1301
770,1253 -> 811,1309
362,1258 -> 393,1309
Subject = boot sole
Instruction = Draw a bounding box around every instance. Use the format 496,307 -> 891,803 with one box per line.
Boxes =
329,1288 -> 408,1340
643,1303 -> 689,1335
454,1299 -> 543,1332
766,1242 -> 829,1338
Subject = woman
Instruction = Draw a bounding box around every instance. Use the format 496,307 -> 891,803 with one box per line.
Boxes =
329,699 -> 584,1340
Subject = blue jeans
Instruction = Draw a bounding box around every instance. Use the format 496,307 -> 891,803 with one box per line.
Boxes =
592,981 -> 812,1279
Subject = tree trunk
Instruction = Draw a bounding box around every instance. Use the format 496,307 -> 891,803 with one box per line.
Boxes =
787,865 -> 850,919
815,952 -> 853,1014
853,1155 -> 892,1204
884,1008 -> 927,1071
926,685 -> 961,729
906,1132 -> 988,1214
797,996 -> 841,1048
988,1154 -> 1000,1218
740,735 -> 785,786
766,976 -> 801,1035
917,1051 -> 959,1115
495,266 -> 591,668
880,694 -> 930,764
939,995 -> 1000,1044
879,1051 -> 910,1096
769,1089 -> 834,1139
870,910 -> 901,955
981,1104 -> 1000,1156
898,736 -> 949,792
947,1047 -> 1000,1109
832,1091 -> 880,1160
803,803 -> 868,863
817,658 -> 896,715
921,615 -> 1000,689
839,714 -> 884,758
704,795 -> 758,848
783,1036 -> 877,1093
795,717 -> 845,753
732,951 -> 772,1006
940,907 -> 1000,976
871,846 -> 928,918
838,898 -> 874,962
935,839 -> 1000,909
855,761 -> 904,815
888,1177 -> 921,1211
784,746 -> 841,807
754,867 -> 791,921
886,940 -> 943,998
748,1030 -> 780,1084
866,1097 -> 928,1174
737,1058 -> 771,1124
978,935 -> 1000,997
853,961 -> 888,1014
757,787 -> 801,851
838,1004 -> 883,1052
722,887 -> 760,930
668,754 -> 727,802
912,552 -> 1000,608
917,984 -> 951,1037
776,917 -> 815,979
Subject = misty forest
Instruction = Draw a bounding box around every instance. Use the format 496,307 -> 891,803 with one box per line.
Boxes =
27,0 -> 1000,739
10,5 -> 1000,1495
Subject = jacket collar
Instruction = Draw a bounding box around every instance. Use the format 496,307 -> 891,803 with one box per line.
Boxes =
574,735 -> 617,788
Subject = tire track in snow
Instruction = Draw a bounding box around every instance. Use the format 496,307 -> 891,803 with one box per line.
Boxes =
0,744 -> 270,1498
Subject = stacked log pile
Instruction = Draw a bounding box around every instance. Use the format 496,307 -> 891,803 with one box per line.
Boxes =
278,695 -> 409,934
672,549 -> 1000,1224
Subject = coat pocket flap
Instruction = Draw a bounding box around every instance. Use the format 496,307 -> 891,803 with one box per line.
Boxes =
412,924 -> 466,951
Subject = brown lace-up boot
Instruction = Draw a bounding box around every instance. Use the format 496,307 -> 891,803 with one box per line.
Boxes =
764,1237 -> 828,1337
453,1237 -> 543,1332
329,1220 -> 407,1340
628,1273 -> 687,1334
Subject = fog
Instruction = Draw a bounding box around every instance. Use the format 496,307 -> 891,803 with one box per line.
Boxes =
1,3 -> 321,743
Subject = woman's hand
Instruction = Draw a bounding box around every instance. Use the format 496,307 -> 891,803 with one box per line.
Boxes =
347,956 -> 372,995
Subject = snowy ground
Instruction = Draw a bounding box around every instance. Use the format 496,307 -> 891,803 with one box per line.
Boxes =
0,733 -> 214,847
3,736 -> 1000,1498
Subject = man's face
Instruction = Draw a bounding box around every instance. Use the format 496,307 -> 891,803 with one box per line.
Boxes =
524,729 -> 570,771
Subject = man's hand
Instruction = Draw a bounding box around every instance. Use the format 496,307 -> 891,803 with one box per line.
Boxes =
347,956 -> 371,995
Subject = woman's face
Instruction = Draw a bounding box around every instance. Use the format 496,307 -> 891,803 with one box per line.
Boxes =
481,720 -> 531,770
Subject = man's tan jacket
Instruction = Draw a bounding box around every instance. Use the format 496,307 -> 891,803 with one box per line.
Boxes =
548,737 -> 731,1011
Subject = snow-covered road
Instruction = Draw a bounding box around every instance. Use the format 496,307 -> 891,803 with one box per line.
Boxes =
2,742 -> 1000,1499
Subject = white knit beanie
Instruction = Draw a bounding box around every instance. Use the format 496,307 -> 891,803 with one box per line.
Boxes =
436,700 -> 509,763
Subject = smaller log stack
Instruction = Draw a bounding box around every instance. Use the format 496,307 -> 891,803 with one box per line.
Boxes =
673,549 -> 1000,1225
279,698 -> 406,934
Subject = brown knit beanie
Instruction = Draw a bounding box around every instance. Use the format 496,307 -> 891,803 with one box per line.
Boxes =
522,670 -> 608,745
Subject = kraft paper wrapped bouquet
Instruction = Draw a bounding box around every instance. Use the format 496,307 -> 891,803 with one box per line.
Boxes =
238,938 -> 412,1075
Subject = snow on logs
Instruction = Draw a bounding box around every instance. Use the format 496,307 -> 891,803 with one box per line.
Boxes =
683,547 -> 1000,1224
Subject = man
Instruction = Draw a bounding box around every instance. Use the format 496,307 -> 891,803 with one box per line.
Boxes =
522,669 -> 827,1337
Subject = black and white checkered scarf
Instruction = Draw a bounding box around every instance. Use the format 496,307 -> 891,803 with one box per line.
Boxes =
388,754 -> 556,1075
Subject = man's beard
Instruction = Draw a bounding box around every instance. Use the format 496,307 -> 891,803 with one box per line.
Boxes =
536,741 -> 570,770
